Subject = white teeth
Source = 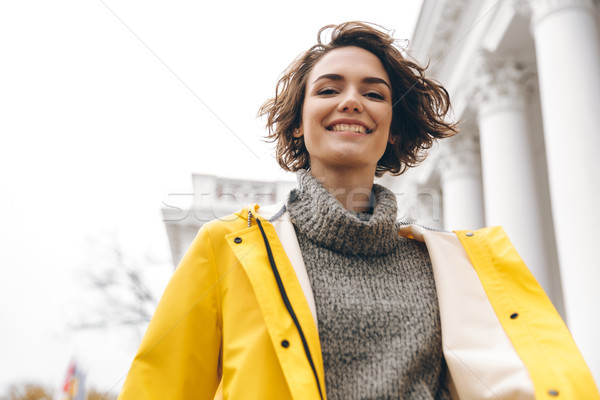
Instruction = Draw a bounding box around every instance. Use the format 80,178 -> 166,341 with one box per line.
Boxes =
330,123 -> 369,133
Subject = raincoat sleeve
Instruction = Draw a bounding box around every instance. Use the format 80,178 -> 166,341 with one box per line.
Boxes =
118,225 -> 222,400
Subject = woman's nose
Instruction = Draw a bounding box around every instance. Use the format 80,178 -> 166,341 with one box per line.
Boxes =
337,90 -> 363,113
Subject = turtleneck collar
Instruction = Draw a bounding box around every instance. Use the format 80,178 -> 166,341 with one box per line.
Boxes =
286,169 -> 400,256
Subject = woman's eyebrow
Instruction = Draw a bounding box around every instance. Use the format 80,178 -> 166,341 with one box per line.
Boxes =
363,77 -> 391,90
313,73 -> 391,90
313,73 -> 344,84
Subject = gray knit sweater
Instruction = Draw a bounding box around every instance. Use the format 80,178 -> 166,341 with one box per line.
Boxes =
287,170 -> 449,400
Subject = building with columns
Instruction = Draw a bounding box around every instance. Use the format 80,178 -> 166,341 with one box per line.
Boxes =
385,0 -> 600,382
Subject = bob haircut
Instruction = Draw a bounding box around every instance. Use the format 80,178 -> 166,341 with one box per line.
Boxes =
258,21 -> 459,177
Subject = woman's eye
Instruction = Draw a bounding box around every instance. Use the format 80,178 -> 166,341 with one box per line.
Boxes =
365,92 -> 385,100
317,88 -> 338,95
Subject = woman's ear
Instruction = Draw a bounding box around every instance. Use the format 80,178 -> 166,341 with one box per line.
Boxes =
388,134 -> 396,144
293,127 -> 303,138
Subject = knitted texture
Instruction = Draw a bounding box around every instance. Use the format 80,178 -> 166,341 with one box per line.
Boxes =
287,170 -> 449,400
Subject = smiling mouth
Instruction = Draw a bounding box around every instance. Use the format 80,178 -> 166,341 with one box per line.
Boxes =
327,123 -> 372,134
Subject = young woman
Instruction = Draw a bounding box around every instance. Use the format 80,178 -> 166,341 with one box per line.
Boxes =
118,22 -> 598,400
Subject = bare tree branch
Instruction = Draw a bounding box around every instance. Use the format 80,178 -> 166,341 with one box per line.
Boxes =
71,233 -> 169,333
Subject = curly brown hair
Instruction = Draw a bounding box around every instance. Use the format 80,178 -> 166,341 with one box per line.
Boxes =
258,21 -> 459,177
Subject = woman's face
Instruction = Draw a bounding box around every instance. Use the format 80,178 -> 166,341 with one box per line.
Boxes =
297,46 -> 393,178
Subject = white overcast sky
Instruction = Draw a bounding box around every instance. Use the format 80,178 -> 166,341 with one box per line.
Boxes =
0,0 -> 423,395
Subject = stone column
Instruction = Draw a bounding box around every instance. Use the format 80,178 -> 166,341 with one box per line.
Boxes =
527,0 -> 600,380
471,56 -> 556,301
438,130 -> 485,230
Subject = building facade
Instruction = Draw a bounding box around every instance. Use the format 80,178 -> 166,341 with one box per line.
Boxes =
162,173 -> 295,267
391,0 -> 600,382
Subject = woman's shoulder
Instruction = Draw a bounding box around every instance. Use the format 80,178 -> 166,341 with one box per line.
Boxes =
195,206 -> 253,239
199,202 -> 286,235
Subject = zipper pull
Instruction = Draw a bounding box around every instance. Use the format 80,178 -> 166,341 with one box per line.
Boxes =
247,210 -> 253,227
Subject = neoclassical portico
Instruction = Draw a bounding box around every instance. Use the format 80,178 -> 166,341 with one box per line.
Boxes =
437,129 -> 484,231
410,0 -> 600,381
469,56 -> 556,297
527,0 -> 600,378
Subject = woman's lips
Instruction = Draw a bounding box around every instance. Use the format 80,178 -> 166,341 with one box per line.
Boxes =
327,123 -> 372,134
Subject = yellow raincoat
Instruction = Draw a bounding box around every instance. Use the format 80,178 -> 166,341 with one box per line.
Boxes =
118,203 -> 598,400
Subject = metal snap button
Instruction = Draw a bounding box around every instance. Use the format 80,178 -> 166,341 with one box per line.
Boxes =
281,340 -> 290,348
234,237 -> 242,244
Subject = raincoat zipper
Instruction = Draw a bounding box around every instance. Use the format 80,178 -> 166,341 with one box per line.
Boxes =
249,210 -> 325,400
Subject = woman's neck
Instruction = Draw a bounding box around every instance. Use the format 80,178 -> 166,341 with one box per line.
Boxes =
308,165 -> 376,212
